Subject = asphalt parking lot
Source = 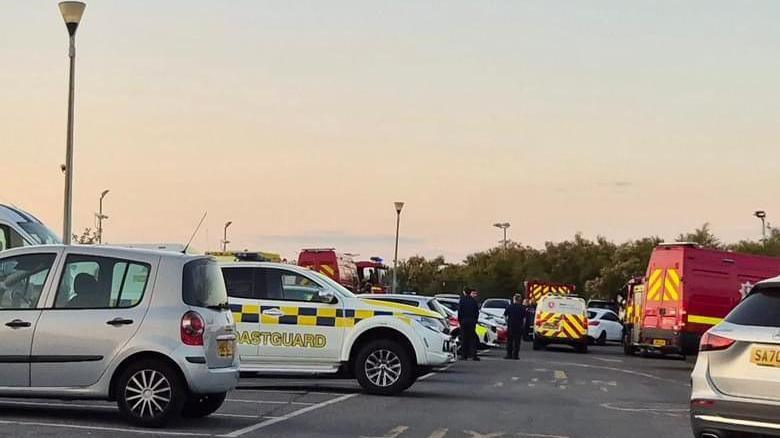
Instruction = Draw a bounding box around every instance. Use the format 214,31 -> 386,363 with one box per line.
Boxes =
0,344 -> 694,438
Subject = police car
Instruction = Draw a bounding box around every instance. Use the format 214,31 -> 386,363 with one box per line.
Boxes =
220,258 -> 454,395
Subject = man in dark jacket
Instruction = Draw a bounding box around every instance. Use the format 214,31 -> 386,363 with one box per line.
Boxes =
503,294 -> 526,359
458,288 -> 481,361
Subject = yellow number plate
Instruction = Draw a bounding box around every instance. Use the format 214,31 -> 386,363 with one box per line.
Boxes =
751,347 -> 780,368
652,339 -> 667,347
217,340 -> 234,358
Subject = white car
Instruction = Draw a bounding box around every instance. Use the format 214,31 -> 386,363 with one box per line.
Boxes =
480,298 -> 510,319
221,262 -> 453,395
587,308 -> 623,345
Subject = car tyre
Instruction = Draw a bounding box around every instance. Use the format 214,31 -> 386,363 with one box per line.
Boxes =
623,333 -> 636,356
181,392 -> 227,418
597,331 -> 607,346
575,341 -> 588,354
355,339 -> 414,396
116,359 -> 186,428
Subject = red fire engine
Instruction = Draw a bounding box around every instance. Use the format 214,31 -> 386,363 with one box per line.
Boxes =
624,243 -> 780,356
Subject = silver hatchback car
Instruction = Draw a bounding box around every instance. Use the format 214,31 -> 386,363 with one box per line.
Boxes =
0,245 -> 239,427
691,275 -> 780,437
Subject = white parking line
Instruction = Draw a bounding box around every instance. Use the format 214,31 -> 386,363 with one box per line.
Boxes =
0,419 -> 210,437
226,398 -> 315,406
419,364 -> 454,381
219,393 -> 358,437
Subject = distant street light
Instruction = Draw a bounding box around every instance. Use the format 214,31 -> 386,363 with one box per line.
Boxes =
392,202 -> 405,293
96,189 -> 109,244
58,1 -> 86,245
493,222 -> 511,249
754,210 -> 767,246
222,221 -> 233,252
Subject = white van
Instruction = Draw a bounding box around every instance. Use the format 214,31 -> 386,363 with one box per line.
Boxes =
0,205 -> 60,251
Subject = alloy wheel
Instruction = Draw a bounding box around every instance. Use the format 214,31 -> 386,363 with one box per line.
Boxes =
124,369 -> 172,418
365,349 -> 402,387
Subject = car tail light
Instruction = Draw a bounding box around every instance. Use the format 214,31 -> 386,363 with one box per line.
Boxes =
589,320 -> 600,326
181,311 -> 205,346
691,399 -> 715,408
699,332 -> 735,352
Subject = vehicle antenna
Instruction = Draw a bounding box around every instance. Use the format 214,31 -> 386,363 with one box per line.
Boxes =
183,211 -> 207,254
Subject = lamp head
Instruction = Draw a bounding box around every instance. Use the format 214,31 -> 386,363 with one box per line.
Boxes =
225,221 -> 233,228
394,202 -> 405,213
755,211 -> 767,219
59,2 -> 86,36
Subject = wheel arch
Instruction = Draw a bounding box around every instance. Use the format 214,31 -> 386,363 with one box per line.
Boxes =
108,351 -> 187,401
346,327 -> 418,375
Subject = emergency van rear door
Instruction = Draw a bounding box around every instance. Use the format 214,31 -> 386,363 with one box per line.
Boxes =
643,253 -> 683,335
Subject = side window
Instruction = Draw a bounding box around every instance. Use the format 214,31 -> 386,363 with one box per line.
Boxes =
0,253 -> 56,310
54,255 -> 150,309
0,224 -> 28,251
262,269 -> 321,302
602,312 -> 619,322
223,268 -> 255,299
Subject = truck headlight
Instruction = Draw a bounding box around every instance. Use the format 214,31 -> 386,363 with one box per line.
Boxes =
409,315 -> 446,333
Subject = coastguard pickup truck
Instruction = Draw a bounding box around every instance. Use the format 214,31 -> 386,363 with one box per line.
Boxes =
220,261 -> 454,395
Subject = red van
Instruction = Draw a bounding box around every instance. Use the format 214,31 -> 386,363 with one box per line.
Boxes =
625,243 -> 780,356
297,248 -> 358,291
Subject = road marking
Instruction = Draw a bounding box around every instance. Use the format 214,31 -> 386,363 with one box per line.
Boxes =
493,382 -> 504,388
600,387 -> 608,392
419,363 -> 455,381
558,385 -> 567,390
553,370 -> 567,381
593,357 -> 623,363
361,425 -> 409,438
528,384 -> 536,387
464,431 -> 504,438
0,419 -> 210,437
531,378 -> 539,382
548,361 -> 681,384
220,393 -> 358,437
512,377 -> 520,381
534,368 -> 548,372
226,398 -> 314,406
516,433 -> 570,438
600,402 -> 689,417
428,428 -> 449,438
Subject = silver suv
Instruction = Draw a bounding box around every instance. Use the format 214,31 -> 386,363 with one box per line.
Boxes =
691,275 -> 780,437
0,245 -> 238,427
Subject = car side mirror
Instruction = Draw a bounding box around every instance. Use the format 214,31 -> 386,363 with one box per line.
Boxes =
318,288 -> 336,304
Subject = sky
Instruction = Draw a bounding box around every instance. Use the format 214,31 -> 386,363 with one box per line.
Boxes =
2,1 -> 780,262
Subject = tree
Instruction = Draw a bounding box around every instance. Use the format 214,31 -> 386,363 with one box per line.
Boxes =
676,223 -> 721,248
73,228 -> 99,244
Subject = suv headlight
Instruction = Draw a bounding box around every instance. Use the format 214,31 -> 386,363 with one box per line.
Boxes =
409,314 -> 446,333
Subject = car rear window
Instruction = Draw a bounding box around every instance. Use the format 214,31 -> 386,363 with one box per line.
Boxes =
182,258 -> 228,309
483,299 -> 509,309
725,288 -> 780,328
587,310 -> 597,319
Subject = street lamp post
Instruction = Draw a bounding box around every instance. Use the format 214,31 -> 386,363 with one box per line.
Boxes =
754,210 -> 767,247
493,222 -> 511,249
96,189 -> 109,244
392,202 -> 404,294
222,221 -> 232,252
58,1 -> 86,245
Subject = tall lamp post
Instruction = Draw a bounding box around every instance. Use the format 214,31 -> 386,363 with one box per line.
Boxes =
96,189 -> 109,244
754,210 -> 767,247
493,222 -> 511,249
222,221 -> 232,252
58,1 -> 86,245
392,202 -> 404,293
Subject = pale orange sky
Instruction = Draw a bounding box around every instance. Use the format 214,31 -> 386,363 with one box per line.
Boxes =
2,1 -> 779,262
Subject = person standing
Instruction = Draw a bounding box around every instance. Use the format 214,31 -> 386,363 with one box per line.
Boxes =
458,287 -> 480,361
503,294 -> 526,359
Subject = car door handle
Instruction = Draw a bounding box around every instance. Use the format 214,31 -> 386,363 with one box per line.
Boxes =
106,318 -> 134,326
5,319 -> 31,329
261,308 -> 284,317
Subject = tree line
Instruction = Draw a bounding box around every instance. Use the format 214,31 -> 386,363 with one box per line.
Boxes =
395,224 -> 780,301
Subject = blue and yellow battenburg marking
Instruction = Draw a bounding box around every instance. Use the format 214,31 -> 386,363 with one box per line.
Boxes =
230,304 -> 412,328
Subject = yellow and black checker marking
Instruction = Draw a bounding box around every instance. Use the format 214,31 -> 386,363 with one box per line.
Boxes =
535,311 -> 587,339
230,304 -> 403,328
646,268 -> 681,301
528,283 -> 574,304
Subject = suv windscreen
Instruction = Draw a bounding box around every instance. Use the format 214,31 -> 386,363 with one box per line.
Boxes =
17,222 -> 61,245
183,258 -> 228,309
725,288 -> 780,328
